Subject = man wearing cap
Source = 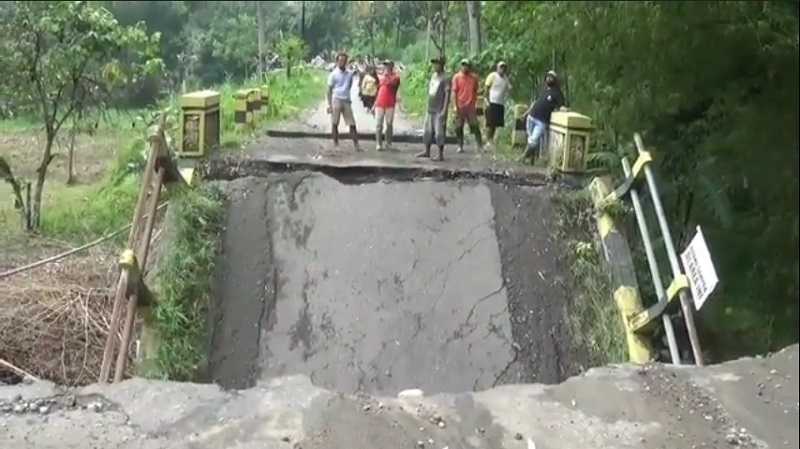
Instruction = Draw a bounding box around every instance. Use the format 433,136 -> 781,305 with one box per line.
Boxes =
521,70 -> 564,162
327,52 -> 361,151
484,61 -> 512,145
417,57 -> 450,161
374,59 -> 401,151
451,59 -> 484,153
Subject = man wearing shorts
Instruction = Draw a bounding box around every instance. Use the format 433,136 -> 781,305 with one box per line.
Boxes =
327,52 -> 361,151
451,59 -> 483,153
374,59 -> 400,151
417,57 -> 450,162
484,61 -> 512,145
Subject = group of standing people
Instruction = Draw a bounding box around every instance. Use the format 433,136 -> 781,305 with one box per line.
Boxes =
418,57 -> 511,161
326,52 -> 400,152
325,51 -> 564,163
357,59 -> 401,152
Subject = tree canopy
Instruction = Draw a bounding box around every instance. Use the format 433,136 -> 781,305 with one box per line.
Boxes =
0,1 -> 162,229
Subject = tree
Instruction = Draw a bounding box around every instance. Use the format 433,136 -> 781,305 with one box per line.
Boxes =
466,0 -> 481,57
0,1 -> 162,230
276,35 -> 308,78
256,1 -> 265,77
429,1 -> 450,61
207,10 -> 259,79
300,0 -> 306,40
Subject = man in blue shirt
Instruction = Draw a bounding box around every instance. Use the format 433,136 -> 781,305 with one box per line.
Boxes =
327,52 -> 361,151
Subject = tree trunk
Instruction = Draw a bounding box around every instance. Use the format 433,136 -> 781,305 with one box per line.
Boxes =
425,15 -> 431,62
256,2 -> 265,78
560,51 -> 569,106
0,157 -> 31,230
395,17 -> 401,48
66,123 -> 76,185
301,1 -> 306,40
441,1 -> 448,60
369,3 -> 376,58
466,0 -> 481,57
25,182 -> 31,230
31,133 -> 55,230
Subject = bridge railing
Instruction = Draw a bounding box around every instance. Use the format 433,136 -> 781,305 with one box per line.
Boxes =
98,114 -> 185,383
592,133 -> 704,366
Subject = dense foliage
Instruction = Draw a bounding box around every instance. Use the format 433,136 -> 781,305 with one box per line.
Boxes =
481,1 -> 798,358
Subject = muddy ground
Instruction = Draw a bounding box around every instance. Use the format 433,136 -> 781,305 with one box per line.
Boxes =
206,170 -> 585,395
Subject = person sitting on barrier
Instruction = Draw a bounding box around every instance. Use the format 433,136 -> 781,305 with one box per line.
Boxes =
520,70 -> 564,164
327,52 -> 361,151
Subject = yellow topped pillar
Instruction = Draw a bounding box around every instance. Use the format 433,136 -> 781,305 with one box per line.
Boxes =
548,110 -> 593,173
179,90 -> 220,158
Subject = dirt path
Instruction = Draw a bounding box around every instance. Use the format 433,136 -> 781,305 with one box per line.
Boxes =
266,73 -> 491,159
293,77 -> 420,139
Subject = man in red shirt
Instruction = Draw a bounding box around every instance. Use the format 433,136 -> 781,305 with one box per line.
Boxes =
374,59 -> 401,151
452,59 -> 484,153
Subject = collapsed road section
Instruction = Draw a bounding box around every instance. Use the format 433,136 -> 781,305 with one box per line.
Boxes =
206,169 -> 585,394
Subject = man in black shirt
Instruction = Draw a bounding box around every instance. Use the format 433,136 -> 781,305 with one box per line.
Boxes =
520,70 -> 564,162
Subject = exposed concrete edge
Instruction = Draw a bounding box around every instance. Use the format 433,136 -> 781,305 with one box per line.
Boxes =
203,155 -> 561,187
266,128 -> 459,144
1,345 -> 796,448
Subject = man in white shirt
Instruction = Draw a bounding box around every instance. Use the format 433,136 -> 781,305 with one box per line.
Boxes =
484,61 -> 512,145
327,52 -> 361,151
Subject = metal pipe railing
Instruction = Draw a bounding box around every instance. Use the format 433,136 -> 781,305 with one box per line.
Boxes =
634,133 -> 704,365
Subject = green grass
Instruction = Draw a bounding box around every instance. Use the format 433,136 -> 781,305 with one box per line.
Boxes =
39,175 -> 140,241
554,190 -> 628,365
3,67 -> 324,245
36,135 -> 145,242
0,115 -> 42,133
217,67 -> 326,149
400,64 -> 430,119
146,184 -> 225,381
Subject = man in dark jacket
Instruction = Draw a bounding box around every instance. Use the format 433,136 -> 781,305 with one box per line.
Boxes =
520,70 -> 564,162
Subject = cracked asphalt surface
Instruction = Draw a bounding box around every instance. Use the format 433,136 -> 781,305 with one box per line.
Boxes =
207,172 -> 581,394
206,86 -> 581,394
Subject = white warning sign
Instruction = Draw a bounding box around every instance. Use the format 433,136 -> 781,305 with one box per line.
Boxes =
680,226 -> 719,311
